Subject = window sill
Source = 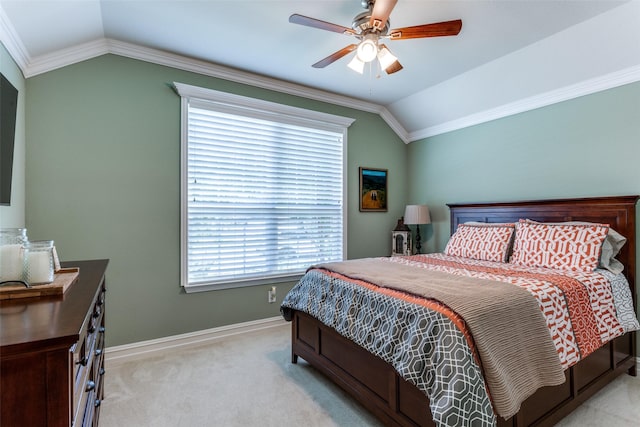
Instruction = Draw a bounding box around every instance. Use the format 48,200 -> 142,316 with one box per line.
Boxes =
182,273 -> 304,293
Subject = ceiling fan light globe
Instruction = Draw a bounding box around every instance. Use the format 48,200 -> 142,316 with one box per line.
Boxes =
377,46 -> 397,69
347,55 -> 365,74
357,37 -> 378,62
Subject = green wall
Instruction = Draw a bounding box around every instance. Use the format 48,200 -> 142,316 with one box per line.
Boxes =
407,82 -> 640,353
24,54 -> 407,347
408,82 -> 640,252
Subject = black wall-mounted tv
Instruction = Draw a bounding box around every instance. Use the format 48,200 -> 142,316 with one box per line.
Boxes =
1,72 -> 19,206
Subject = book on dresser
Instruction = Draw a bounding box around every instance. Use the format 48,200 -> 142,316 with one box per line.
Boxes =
0,259 -> 109,427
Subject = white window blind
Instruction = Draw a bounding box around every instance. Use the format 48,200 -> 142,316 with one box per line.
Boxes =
175,83 -> 353,292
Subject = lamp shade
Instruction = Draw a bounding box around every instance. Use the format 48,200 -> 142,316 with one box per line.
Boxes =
377,46 -> 397,70
347,55 -> 365,74
404,205 -> 430,225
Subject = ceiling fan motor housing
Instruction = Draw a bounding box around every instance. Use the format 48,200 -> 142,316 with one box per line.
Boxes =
352,10 -> 389,36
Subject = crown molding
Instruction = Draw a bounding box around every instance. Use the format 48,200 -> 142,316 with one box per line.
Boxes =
3,9 -> 637,146
20,36 -> 408,139
379,107 -> 411,143
408,64 -> 640,142
25,38 -> 386,114
24,39 -> 110,77
0,3 -> 29,71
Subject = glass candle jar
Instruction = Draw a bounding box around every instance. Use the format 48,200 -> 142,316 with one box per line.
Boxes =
24,240 -> 55,284
0,228 -> 28,282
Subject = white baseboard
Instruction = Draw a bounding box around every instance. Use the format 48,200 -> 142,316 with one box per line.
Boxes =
105,316 -> 287,364
105,319 -> 639,369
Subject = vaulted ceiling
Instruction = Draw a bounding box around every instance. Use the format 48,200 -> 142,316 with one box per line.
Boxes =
1,1 -> 638,142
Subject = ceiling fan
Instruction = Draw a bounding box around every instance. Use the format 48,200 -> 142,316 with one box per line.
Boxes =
289,0 -> 462,75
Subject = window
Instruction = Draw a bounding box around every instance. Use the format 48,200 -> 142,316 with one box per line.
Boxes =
174,83 -> 354,292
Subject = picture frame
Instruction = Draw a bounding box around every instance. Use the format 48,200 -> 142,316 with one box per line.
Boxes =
359,167 -> 388,212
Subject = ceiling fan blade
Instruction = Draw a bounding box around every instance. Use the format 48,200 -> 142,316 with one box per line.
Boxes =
312,44 -> 358,68
389,19 -> 462,40
289,14 -> 355,35
369,0 -> 398,31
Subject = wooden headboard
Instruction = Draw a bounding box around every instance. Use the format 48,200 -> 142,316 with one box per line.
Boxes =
447,195 -> 639,308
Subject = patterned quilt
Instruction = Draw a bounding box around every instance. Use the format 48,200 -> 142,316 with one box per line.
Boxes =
280,254 -> 639,427
392,254 -> 639,368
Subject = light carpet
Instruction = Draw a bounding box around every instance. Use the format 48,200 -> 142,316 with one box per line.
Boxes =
101,322 -> 640,426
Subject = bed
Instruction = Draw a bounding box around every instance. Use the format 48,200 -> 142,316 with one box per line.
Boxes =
280,196 -> 638,427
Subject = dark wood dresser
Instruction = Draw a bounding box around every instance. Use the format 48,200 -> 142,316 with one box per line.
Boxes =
1,259 -> 109,427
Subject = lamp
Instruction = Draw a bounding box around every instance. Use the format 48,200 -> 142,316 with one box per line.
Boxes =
404,205 -> 431,254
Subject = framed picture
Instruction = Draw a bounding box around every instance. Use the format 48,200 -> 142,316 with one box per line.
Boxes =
359,167 -> 388,212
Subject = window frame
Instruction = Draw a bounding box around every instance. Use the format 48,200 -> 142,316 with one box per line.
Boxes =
174,82 -> 354,292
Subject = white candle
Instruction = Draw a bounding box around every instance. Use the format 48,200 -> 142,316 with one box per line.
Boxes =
26,251 -> 53,284
0,244 -> 24,282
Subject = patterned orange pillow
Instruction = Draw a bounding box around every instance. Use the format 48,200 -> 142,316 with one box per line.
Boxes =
445,224 -> 515,262
510,222 -> 609,272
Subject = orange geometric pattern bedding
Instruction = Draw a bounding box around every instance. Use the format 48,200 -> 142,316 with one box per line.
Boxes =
444,224 -> 515,262
510,222 -> 609,272
387,253 -> 625,368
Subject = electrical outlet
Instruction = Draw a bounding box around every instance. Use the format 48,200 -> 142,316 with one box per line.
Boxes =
268,286 -> 276,303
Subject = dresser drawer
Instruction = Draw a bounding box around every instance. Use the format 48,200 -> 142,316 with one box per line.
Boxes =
73,278 -> 107,426
71,324 -> 91,424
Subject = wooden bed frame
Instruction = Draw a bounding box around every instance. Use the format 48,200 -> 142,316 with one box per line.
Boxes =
289,195 -> 638,426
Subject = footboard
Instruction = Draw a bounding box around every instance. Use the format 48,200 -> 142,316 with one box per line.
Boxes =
291,310 -> 432,426
291,310 -> 636,427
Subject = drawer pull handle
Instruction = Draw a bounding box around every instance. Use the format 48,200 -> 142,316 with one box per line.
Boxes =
88,325 -> 96,333
77,356 -> 88,366
95,399 -> 102,407
86,381 -> 96,392
99,368 -> 106,376
99,326 -> 105,334
95,348 -> 103,356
